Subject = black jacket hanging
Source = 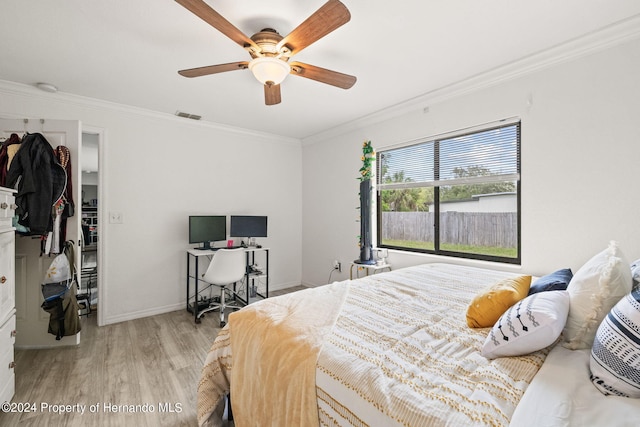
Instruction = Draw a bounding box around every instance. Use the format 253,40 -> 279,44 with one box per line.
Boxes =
6,133 -> 66,236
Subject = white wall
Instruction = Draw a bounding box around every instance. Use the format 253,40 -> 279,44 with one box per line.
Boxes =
0,83 -> 303,324
301,37 -> 640,286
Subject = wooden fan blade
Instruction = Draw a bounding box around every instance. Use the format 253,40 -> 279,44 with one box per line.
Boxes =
264,83 -> 281,105
175,0 -> 258,50
276,0 -> 350,56
289,61 -> 356,89
178,61 -> 249,78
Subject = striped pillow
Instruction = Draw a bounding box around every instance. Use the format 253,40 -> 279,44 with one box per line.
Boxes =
589,289 -> 640,397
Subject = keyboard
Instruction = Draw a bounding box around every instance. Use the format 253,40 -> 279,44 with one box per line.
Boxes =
194,246 -> 242,251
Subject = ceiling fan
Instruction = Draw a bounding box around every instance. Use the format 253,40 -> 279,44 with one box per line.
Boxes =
175,0 -> 357,105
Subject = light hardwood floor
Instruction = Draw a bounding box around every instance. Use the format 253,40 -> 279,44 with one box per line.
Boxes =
0,286 -> 306,427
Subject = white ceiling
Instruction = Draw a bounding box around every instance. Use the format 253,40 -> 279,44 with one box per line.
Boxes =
2,1 -> 640,140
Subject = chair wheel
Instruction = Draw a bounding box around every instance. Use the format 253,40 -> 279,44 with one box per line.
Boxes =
220,321 -> 226,327
195,318 -> 202,324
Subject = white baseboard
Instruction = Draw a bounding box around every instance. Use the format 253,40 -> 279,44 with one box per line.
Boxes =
102,302 -> 184,326
301,280 -> 321,288
269,281 -> 301,292
102,282 -> 303,325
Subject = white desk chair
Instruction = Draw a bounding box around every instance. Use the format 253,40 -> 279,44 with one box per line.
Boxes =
197,248 -> 246,327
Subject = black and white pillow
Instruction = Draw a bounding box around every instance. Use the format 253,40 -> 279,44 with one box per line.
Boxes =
482,291 -> 570,359
631,258 -> 640,291
590,289 -> 640,398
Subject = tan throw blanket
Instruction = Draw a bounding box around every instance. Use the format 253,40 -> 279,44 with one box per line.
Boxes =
197,281 -> 349,427
197,327 -> 233,427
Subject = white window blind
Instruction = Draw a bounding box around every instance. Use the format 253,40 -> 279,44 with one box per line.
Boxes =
377,122 -> 520,190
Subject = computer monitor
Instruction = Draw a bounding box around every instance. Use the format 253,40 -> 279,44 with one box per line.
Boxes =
189,215 -> 227,250
230,215 -> 267,242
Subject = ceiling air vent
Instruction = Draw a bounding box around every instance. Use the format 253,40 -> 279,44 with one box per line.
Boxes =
175,111 -> 202,120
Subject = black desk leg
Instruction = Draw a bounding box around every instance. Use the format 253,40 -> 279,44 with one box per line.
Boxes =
194,255 -> 200,323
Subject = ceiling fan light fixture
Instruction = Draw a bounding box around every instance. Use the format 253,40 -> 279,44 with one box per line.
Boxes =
248,57 -> 291,85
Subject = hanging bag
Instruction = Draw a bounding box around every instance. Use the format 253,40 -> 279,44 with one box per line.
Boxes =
41,251 -> 73,301
40,241 -> 81,339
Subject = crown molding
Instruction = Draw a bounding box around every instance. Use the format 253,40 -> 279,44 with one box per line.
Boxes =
302,13 -> 640,146
0,80 -> 302,146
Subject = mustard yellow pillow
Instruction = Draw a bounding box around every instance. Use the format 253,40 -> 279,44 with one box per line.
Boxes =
466,275 -> 531,328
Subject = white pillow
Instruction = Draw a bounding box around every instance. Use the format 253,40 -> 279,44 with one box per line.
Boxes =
590,290 -> 640,397
482,291 -> 570,359
564,241 -> 633,350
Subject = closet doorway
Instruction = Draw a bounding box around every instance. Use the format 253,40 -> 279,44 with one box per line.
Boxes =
81,129 -> 103,327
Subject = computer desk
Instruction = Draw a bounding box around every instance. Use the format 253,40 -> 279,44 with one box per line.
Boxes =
186,246 -> 269,323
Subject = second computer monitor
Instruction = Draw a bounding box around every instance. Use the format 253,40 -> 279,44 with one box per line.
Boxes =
230,215 -> 267,240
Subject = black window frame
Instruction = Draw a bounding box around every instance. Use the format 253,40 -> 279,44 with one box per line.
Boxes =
376,120 -> 521,264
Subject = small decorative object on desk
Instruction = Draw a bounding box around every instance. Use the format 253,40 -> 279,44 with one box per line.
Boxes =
375,248 -> 388,266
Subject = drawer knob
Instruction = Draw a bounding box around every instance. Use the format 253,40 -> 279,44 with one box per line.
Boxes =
10,203 -> 17,210
9,361 -> 15,370
11,330 -> 17,338
0,276 -> 6,284
0,202 -> 7,209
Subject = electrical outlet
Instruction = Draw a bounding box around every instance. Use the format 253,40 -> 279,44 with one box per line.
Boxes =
109,211 -> 123,224
333,259 -> 342,273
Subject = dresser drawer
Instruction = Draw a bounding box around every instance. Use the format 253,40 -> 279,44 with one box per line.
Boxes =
0,189 -> 16,231
0,231 -> 15,320
0,315 -> 16,403
0,314 -> 16,352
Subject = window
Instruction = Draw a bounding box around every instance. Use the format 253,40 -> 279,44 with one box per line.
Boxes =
376,120 -> 521,263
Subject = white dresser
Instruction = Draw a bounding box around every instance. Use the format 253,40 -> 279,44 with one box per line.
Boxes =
0,186 -> 16,403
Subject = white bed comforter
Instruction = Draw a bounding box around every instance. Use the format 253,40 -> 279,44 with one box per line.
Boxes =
316,263 -> 548,427
198,263 -> 550,427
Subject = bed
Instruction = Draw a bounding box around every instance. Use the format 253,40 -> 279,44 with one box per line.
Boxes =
197,255 -> 640,427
